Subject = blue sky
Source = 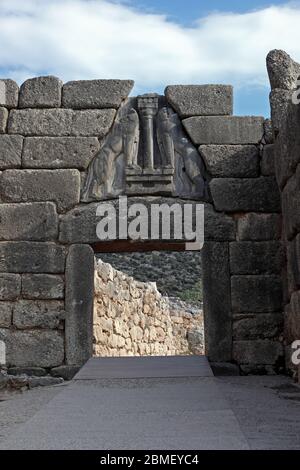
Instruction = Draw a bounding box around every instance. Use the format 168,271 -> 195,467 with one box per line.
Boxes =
0,0 -> 300,116
127,0 -> 286,24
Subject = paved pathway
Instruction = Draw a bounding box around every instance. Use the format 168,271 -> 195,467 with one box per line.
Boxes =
0,356 -> 249,450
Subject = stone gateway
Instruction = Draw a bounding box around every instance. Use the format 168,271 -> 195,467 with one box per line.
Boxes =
0,51 -> 298,379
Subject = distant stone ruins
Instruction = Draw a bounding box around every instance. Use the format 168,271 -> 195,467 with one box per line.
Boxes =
0,49 -> 299,381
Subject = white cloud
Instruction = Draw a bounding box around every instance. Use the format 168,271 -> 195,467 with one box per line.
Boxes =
0,0 -> 300,94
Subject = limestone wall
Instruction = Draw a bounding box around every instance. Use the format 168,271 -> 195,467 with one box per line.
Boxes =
93,260 -> 203,357
267,50 -> 300,379
0,73 -> 284,376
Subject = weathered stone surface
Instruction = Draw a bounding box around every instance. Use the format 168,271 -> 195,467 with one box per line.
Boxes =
267,49 -> 300,90
183,116 -> 264,145
287,236 -> 300,294
0,274 -> 21,300
269,89 -> 292,133
28,376 -> 64,388
60,198 -> 233,244
165,85 -> 233,117
0,202 -> 58,241
233,313 -> 283,340
0,107 -> 8,133
22,137 -> 101,169
284,294 -> 300,342
60,202 -> 110,244
261,144 -> 275,176
13,300 -> 64,329
8,108 -> 116,137
0,302 -> 13,327
233,339 -> 283,364
19,76 -> 62,108
0,135 -> 23,169
65,245 -> 94,365
22,274 -> 64,300
273,98 -> 300,189
230,241 -> 283,274
263,119 -> 274,144
0,329 -> 64,367
0,79 -> 19,108
202,242 -> 231,361
50,365 -> 80,381
282,167 -> 300,240
199,144 -> 259,177
204,204 -> 235,241
8,367 -> 47,377
0,242 -> 66,273
62,79 -> 134,109
71,109 -> 116,137
210,177 -> 281,212
0,169 -> 80,212
237,213 -> 281,241
231,275 -> 283,313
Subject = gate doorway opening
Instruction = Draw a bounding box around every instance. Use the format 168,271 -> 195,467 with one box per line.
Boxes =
92,241 -> 204,358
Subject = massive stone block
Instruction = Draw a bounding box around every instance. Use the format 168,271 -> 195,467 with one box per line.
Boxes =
0,202 -> 58,241
183,116 -> 264,145
62,79 -> 134,109
230,241 -> 283,275
19,76 -> 63,108
266,49 -> 300,90
22,274 -> 64,300
59,199 -> 235,244
233,339 -> 283,364
22,137 -> 101,169
202,242 -> 232,361
0,329 -> 64,367
237,213 -> 281,241
0,302 -> 13,328
0,107 -> 8,133
0,242 -> 66,273
0,135 -> 23,169
13,300 -> 65,329
210,177 -> 281,212
261,144 -> 275,176
204,204 -> 235,241
231,275 -> 283,313
269,89 -> 292,133
0,274 -> 21,300
8,108 -> 116,137
282,167 -> 300,240
270,95 -> 300,189
0,79 -> 19,108
233,313 -> 283,340
0,169 -> 80,212
65,245 -> 94,365
199,144 -> 259,177
165,85 -> 233,117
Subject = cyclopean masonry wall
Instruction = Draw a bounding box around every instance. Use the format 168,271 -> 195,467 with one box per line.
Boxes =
0,73 -> 284,378
267,50 -> 300,379
93,259 -> 204,357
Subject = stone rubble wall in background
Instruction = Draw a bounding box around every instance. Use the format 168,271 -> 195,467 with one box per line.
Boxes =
93,260 -> 204,357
